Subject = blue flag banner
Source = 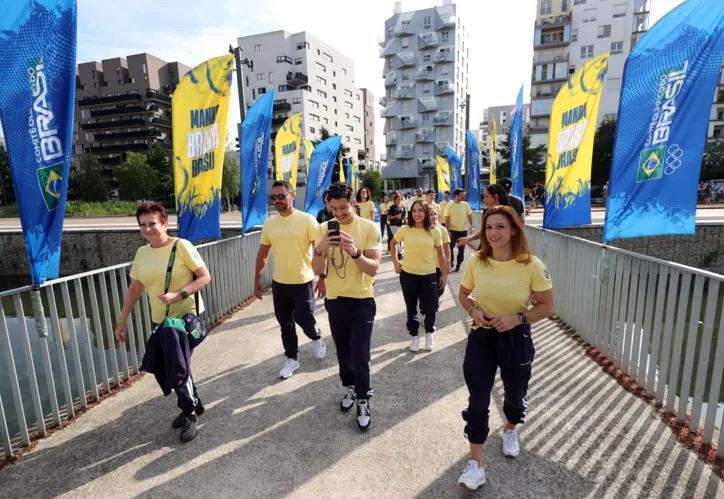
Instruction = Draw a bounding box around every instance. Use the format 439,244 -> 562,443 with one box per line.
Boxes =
241,90 -> 274,233
466,131 -> 481,210
510,85 -> 525,200
345,156 -> 352,188
445,147 -> 462,192
304,135 -> 342,215
604,0 -> 724,241
0,0 -> 77,285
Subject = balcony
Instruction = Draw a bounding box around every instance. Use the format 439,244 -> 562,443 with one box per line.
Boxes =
379,96 -> 388,107
416,65 -> 435,81
535,33 -> 570,49
418,96 -> 438,113
435,141 -> 452,154
440,14 -> 456,28
385,71 -> 397,87
89,103 -> 157,118
95,128 -> 162,142
395,84 -> 415,99
145,89 -> 172,104
286,71 -> 308,86
418,156 -> 435,168
86,142 -> 149,154
385,131 -> 397,146
433,49 -> 453,63
273,100 -> 292,112
433,111 -> 452,126
77,92 -> 142,108
380,106 -> 396,118
393,22 -> 413,36
399,114 -> 416,128
536,15 -> 572,29
419,32 -> 439,48
149,116 -> 171,128
396,144 -> 415,158
378,36 -> 387,47
397,52 -> 416,67
80,118 -> 146,131
358,149 -> 366,160
272,117 -> 288,126
533,51 -> 570,65
415,128 -> 435,142
435,79 -> 454,94
379,40 -> 396,58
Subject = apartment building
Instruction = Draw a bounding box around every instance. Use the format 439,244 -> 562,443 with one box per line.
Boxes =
708,67 -> 724,141
74,53 -> 190,169
237,30 -> 368,182
480,103 -> 531,163
361,88 -> 380,171
379,0 -> 469,189
529,0 -> 650,148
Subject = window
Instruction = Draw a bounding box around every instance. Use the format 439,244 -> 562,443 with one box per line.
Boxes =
598,25 -> 611,38
333,96 -> 337,102
254,44 -> 263,52
610,41 -> 624,54
573,0 -> 586,4
344,89 -> 353,97
441,31 -> 450,41
401,36 -> 410,49
323,104 -> 328,111
316,76 -> 326,85
276,55 -> 292,64
423,15 -> 431,28
613,3 -> 626,17
257,73 -> 265,81
310,100 -> 319,108
317,89 -> 327,98
571,29 -> 578,41
245,76 -> 249,87
354,138 -> 362,145
332,83 -> 336,89
356,94 -> 361,101
343,68 -> 347,75
323,52 -> 334,63
562,0 -> 569,9
317,49 -> 321,55
278,85 -> 294,92
421,113 -> 431,123
580,45 -> 594,59
387,25 -> 393,38
269,73 -> 274,83
344,101 -> 353,109
569,65 -> 576,74
297,42 -> 310,50
345,112 -> 350,119
293,97 -> 302,105
346,125 -> 354,131
310,126 -> 315,133
316,62 -> 326,72
258,87 -> 266,94
354,116 -> 361,123
309,114 -> 320,122
583,8 -> 597,21
423,53 -> 431,63
323,118 -> 329,124
540,1 -> 552,15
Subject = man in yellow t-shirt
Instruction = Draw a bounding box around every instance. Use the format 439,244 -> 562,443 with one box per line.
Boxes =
444,188 -> 474,272
255,180 -> 326,380
438,191 -> 451,227
413,186 -> 425,204
425,189 -> 440,214
313,182 -> 381,432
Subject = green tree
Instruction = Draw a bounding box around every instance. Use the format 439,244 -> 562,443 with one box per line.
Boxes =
146,143 -> 173,204
312,127 -> 350,182
0,145 -> 15,205
701,138 -> 724,180
221,154 -> 240,211
496,132 -> 546,183
591,118 -> 617,186
115,152 -> 159,201
360,170 -> 383,197
68,156 -> 108,202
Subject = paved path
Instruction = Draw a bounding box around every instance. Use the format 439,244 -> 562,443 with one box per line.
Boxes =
0,257 -> 720,498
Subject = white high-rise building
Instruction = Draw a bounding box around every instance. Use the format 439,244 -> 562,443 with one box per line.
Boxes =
379,0 -> 469,189
529,0 -> 651,148
708,66 -> 724,141
237,30 -> 368,183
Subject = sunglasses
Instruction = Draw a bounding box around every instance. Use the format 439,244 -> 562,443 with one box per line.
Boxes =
269,194 -> 289,201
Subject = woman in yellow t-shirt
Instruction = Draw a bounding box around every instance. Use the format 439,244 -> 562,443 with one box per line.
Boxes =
356,187 -> 375,220
428,205 -> 451,297
392,201 -> 447,352
455,205 -> 554,491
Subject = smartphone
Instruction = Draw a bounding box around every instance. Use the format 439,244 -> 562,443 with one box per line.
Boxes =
328,220 -> 340,238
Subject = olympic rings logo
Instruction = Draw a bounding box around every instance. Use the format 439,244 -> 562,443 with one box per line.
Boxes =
664,144 -> 683,175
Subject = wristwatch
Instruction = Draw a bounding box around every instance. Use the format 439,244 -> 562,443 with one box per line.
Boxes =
319,273 -> 327,279
351,249 -> 362,259
517,312 -> 528,325
180,289 -> 189,300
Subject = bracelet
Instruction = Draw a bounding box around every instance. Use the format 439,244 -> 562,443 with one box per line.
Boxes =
116,319 -> 127,325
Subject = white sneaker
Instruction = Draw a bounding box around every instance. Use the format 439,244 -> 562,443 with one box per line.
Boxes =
409,336 -> 420,352
457,460 -> 486,490
313,338 -> 327,359
278,358 -> 300,379
340,386 -> 356,412
501,428 -> 520,457
425,333 -> 434,350
356,399 -> 372,431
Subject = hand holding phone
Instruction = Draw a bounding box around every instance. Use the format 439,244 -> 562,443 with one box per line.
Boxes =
328,220 -> 340,237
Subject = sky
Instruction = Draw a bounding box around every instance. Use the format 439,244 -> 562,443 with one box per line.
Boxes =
1,0 -> 687,157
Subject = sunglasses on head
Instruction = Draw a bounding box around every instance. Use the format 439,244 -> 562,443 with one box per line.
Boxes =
269,194 -> 288,201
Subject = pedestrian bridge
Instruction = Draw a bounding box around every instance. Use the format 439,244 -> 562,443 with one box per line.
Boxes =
0,225 -> 722,498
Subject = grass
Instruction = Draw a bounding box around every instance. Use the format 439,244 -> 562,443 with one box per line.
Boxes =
0,201 -> 140,218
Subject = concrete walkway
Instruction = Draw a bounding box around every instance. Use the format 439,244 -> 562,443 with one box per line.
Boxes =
0,257 -> 721,498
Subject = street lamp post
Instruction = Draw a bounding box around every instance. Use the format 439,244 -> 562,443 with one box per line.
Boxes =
460,93 -> 471,190
229,44 -> 254,233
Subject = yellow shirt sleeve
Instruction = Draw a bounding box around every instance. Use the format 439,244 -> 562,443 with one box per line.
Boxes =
466,204 -> 473,216
365,219 -> 382,250
443,204 -> 452,218
433,227 -> 443,247
461,258 -> 475,289
393,224 -> 407,243
307,215 -> 320,245
129,246 -> 144,281
260,222 -> 271,245
530,256 -> 553,292
441,227 -> 451,244
176,239 -> 205,273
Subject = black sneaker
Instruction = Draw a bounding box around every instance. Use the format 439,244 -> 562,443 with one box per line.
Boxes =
180,413 -> 198,442
340,386 -> 356,412
356,399 -> 372,432
172,400 -> 205,429
455,264 -> 461,272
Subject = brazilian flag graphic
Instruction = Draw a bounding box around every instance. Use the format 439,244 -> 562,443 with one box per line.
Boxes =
37,163 -> 64,210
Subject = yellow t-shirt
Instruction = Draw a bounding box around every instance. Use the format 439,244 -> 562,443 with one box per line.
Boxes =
130,238 -> 206,324
260,210 -> 319,284
358,200 -> 375,220
380,201 -> 390,215
413,195 -> 425,204
461,255 -> 553,317
427,201 -> 441,215
444,201 -> 473,231
433,225 -> 450,269
393,225 -> 442,275
438,200 -> 450,222
320,216 -> 381,299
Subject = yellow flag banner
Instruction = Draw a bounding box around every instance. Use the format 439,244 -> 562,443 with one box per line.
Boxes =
351,159 -> 359,193
436,156 -> 451,194
303,139 -> 314,177
490,115 -> 497,185
275,112 -> 303,190
544,52 -> 609,228
173,54 -> 234,241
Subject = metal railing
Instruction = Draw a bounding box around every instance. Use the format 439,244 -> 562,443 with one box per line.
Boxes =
524,226 -> 723,457
0,232 -> 272,457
